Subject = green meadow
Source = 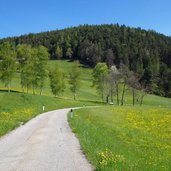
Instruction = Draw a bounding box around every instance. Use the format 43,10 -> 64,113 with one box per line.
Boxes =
69,105 -> 171,171
0,60 -> 101,136
0,92 -> 100,137
0,60 -> 100,101
0,59 -> 169,106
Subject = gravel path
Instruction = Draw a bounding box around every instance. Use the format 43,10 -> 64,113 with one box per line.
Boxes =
0,108 -> 93,171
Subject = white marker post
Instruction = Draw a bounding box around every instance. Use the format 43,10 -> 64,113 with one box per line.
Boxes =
43,106 -> 45,112
70,109 -> 73,118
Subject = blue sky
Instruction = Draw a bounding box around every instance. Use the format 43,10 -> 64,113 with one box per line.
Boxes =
0,0 -> 171,38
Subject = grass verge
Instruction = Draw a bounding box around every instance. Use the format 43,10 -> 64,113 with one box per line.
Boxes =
0,92 -> 100,137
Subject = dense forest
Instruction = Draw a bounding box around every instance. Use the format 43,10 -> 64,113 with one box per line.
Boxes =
0,24 -> 171,97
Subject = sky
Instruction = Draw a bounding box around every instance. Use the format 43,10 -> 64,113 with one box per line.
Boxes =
0,0 -> 171,38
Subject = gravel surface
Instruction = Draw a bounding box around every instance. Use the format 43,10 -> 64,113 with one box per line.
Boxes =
0,108 -> 93,171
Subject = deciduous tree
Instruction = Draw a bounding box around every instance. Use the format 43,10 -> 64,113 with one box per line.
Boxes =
109,65 -> 121,104
119,64 -> 131,105
49,67 -> 66,97
68,61 -> 81,100
17,44 -> 32,93
55,45 -> 63,59
92,63 -> 109,102
0,42 -> 16,92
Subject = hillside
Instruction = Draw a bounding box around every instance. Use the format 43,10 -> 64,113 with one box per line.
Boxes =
0,59 -> 170,105
0,60 -> 100,101
0,24 -> 171,97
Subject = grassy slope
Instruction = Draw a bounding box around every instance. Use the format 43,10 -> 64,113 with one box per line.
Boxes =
0,92 -> 101,137
0,60 -> 101,137
0,60 -> 100,101
0,60 -> 170,114
69,105 -> 171,171
0,59 -> 170,106
0,60 -> 99,136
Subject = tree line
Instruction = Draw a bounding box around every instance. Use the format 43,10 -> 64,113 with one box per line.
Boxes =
0,24 -> 171,97
0,41 -> 147,105
92,63 -> 147,105
0,42 -> 146,105
0,42 -> 81,99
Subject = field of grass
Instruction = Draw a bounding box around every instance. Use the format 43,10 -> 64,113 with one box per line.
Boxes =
69,105 -> 171,171
0,59 -> 169,106
0,60 -> 100,101
0,92 -> 101,137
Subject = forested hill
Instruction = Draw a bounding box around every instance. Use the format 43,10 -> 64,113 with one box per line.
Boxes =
0,24 -> 171,97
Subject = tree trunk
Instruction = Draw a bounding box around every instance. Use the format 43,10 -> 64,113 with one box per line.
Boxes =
132,88 -> 135,106
121,83 -> 126,106
140,95 -> 144,106
40,88 -> 43,96
106,94 -> 109,103
22,85 -> 24,93
8,83 -> 10,93
110,88 -> 113,103
111,94 -> 113,103
101,91 -> 104,102
27,85 -> 29,94
116,84 -> 119,105
33,85 -> 35,95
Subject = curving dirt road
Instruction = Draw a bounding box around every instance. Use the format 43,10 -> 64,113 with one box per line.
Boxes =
0,108 -> 93,171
